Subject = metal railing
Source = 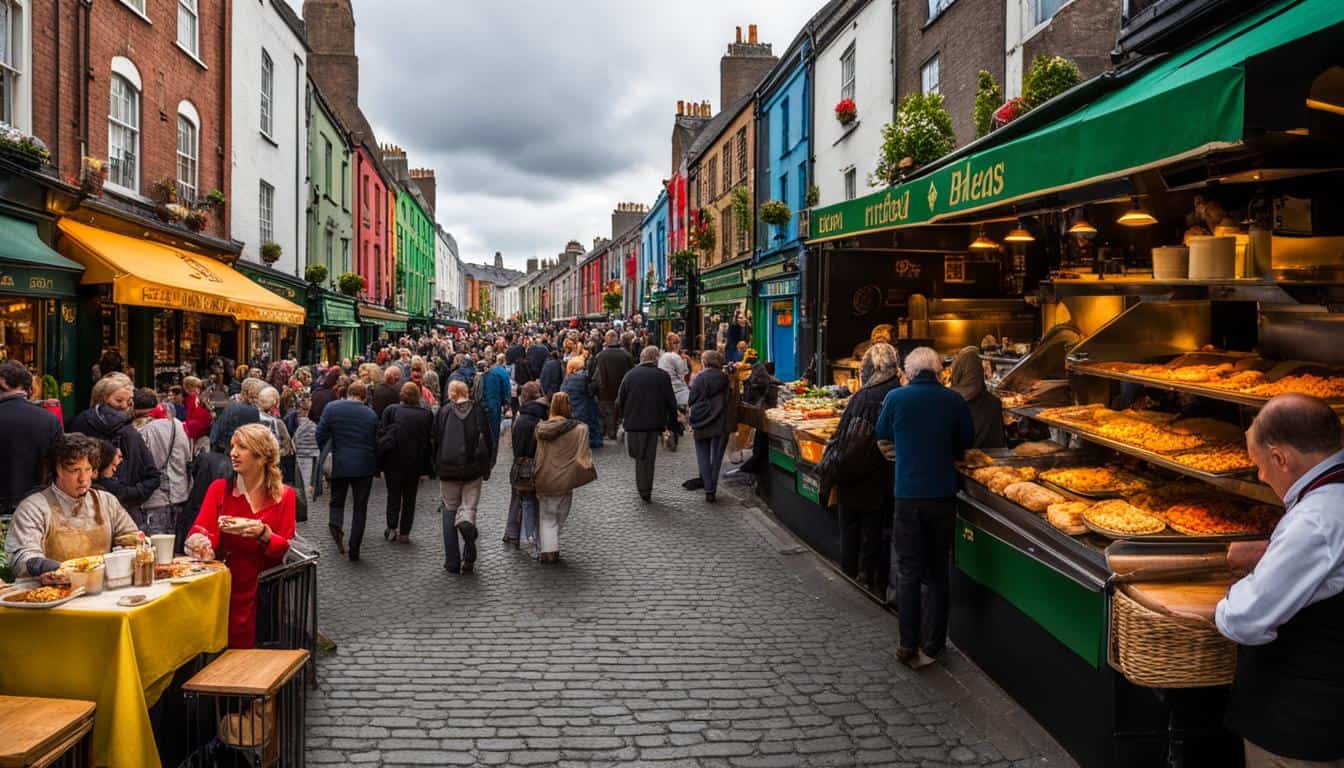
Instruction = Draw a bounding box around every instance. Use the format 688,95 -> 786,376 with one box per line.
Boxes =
254,539 -> 319,682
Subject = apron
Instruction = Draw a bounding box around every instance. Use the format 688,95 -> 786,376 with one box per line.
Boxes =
41,489 -> 112,563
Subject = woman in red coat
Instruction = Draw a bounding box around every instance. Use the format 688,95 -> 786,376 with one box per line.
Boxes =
184,423 -> 295,649
181,375 -> 214,444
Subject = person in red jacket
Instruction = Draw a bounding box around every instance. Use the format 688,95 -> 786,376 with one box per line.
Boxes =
181,376 -> 214,447
184,423 -> 295,649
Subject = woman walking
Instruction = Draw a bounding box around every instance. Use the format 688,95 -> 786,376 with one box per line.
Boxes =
687,350 -> 734,503
560,356 -> 602,451
70,374 -> 163,519
532,392 -> 596,563
505,381 -> 547,553
379,382 -> 435,542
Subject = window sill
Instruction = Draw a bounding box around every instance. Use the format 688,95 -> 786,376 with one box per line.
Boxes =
260,130 -> 279,148
176,42 -> 208,71
117,0 -> 153,25
831,119 -> 861,147
104,182 -> 155,207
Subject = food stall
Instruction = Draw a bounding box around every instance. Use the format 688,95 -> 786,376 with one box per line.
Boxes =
796,1 -> 1344,765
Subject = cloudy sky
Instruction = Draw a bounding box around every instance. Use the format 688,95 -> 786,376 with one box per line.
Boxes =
288,0 -> 820,270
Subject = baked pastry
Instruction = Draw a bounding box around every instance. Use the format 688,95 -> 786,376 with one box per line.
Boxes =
1165,500 -> 1275,536
1083,499 -> 1166,536
1046,501 -> 1090,535
975,466 -> 1039,493
1003,481 -> 1066,513
1041,467 -> 1152,495
1170,444 -> 1255,474
960,449 -> 995,468
1247,372 -> 1344,400
1011,441 -> 1064,457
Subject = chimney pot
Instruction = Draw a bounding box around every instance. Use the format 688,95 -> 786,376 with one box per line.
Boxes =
677,100 -> 684,115
749,24 -> 758,43
736,26 -> 742,43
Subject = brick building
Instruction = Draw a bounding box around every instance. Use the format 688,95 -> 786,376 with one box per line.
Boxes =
897,0 -> 1007,148
1007,0 -> 1122,98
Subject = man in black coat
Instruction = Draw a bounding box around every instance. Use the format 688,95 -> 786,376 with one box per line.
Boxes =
0,361 -> 62,515
617,346 -> 681,502
525,335 -> 551,391
504,381 -> 548,545
370,366 -> 403,417
378,382 -> 434,542
433,379 -> 495,574
593,330 -> 635,441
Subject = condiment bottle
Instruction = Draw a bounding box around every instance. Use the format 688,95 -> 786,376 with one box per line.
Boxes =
132,532 -> 155,587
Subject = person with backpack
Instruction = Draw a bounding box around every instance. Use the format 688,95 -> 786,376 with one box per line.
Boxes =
131,388 -> 192,536
434,379 -> 495,574
379,382 -> 434,543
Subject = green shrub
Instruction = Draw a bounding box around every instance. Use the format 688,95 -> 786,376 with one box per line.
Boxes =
304,263 -> 329,285
871,93 -> 955,186
1022,55 -> 1082,109
974,70 -> 1001,138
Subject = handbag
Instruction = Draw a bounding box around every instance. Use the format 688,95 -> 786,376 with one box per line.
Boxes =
510,456 -> 536,493
571,451 -> 597,489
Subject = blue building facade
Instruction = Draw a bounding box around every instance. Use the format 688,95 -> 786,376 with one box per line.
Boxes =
639,188 -> 670,320
753,37 -> 812,381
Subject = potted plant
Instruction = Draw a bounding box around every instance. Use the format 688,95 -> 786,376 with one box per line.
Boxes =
0,126 -> 50,168
151,178 -> 179,204
689,210 -> 715,255
1022,55 -> 1081,109
973,70 -> 1001,138
157,203 -> 188,223
760,199 -> 793,229
184,208 -> 209,232
81,157 -> 106,196
871,92 -> 955,187
602,289 -> 622,315
337,271 -> 365,297
731,186 -> 751,235
305,263 -> 329,285
835,98 -> 857,126
806,185 -> 820,208
669,249 -> 699,279
205,188 -> 227,210
260,241 -> 282,265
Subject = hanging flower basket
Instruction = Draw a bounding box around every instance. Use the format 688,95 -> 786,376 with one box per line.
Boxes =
760,199 -> 793,228
184,209 -> 209,232
157,203 -> 188,223
835,98 -> 857,126
260,241 -> 282,265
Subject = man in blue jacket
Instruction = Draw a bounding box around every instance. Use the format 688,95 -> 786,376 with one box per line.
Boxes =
317,380 -> 378,562
482,354 -> 512,452
874,346 -> 973,670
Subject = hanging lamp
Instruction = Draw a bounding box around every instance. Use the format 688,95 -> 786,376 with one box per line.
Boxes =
1067,208 -> 1098,238
1117,196 -> 1158,227
1004,220 -> 1035,244
969,226 -> 999,251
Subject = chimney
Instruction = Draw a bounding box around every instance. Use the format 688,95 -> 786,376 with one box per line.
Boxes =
722,24 -> 777,107
494,251 -> 503,269
736,26 -> 742,43
409,168 -> 436,218
526,258 -> 538,274
677,100 -> 684,116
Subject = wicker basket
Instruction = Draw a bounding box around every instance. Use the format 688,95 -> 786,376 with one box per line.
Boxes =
1109,588 -> 1236,688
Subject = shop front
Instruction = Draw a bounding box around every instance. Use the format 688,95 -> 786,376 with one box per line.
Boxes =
697,261 -> 749,356
358,303 -> 411,351
57,219 -> 306,399
307,290 -> 360,365
753,269 -> 801,381
237,261 -> 307,367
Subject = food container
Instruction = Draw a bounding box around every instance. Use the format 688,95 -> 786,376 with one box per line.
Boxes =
104,550 -> 135,589
151,534 -> 176,564
1187,236 -> 1236,279
68,566 -> 105,595
1109,584 -> 1235,688
1151,246 -> 1189,280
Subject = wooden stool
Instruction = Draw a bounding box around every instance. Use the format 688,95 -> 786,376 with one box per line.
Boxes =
0,696 -> 95,768
183,649 -> 310,768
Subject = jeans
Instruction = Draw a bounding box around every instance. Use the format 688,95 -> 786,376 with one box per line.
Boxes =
599,400 -> 619,440
893,498 -> 956,656
329,475 -> 374,554
384,470 -> 421,535
694,434 -> 728,494
441,479 -> 482,570
537,492 -> 572,554
839,499 -> 890,588
626,430 -> 659,495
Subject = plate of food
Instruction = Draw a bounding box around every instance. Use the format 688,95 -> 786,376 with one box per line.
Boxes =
1082,499 -> 1167,538
157,557 -> 227,581
1040,466 -> 1153,497
1165,501 -> 1279,537
0,585 -> 86,609
218,516 -> 259,535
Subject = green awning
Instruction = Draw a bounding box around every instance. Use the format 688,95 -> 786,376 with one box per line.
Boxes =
809,0 -> 1344,242
0,215 -> 82,297
700,285 -> 751,306
313,292 -> 360,329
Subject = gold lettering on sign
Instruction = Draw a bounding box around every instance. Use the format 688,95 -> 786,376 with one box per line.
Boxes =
947,161 -> 1006,208
28,276 -> 53,291
863,189 -> 911,229
0,275 -> 13,288
177,253 -> 224,283
817,211 -> 845,235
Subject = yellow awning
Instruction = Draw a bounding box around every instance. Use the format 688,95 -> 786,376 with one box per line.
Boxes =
58,219 -> 306,325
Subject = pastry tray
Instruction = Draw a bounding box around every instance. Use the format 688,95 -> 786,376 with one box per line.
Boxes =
1081,515 -> 1169,540
1068,354 -> 1344,411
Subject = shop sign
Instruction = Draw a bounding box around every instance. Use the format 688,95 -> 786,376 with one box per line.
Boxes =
760,277 -> 799,298
0,265 -> 77,297
322,297 -> 359,327
134,285 -> 301,325
249,273 -> 301,302
700,267 -> 744,291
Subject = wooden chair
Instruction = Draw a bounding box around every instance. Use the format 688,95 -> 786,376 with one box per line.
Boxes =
0,696 -> 95,768
182,649 -> 310,768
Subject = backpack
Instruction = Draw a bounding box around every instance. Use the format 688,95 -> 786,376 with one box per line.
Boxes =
470,372 -> 486,405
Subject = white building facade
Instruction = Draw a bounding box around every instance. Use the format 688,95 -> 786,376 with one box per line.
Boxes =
231,1 -> 307,276
435,225 -> 462,317
493,278 -> 521,321
813,0 -> 894,206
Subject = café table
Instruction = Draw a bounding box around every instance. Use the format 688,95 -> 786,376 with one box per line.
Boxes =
0,569 -> 230,768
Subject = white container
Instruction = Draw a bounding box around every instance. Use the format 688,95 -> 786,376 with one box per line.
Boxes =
1187,236 -> 1236,279
151,534 -> 175,565
1152,246 -> 1190,280
68,566 -> 105,595
104,550 -> 134,589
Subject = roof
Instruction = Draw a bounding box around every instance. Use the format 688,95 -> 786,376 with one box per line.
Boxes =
757,0 -> 847,100
270,0 -> 309,51
462,262 -> 523,284
686,92 -> 755,166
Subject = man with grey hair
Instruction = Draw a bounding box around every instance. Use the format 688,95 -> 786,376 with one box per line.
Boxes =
616,345 -> 681,502
874,346 -> 973,669
1216,393 -> 1344,766
594,329 -> 635,441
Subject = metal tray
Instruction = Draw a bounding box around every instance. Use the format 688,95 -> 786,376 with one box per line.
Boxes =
1068,355 -> 1344,411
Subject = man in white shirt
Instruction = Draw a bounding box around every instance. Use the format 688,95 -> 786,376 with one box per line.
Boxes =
1216,393 -> 1344,767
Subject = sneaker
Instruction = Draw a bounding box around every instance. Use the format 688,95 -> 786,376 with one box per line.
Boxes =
382,528 -> 395,541
896,647 -> 919,667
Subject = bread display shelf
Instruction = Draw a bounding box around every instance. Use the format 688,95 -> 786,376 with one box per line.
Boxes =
1009,405 -> 1281,506
1068,354 -> 1344,412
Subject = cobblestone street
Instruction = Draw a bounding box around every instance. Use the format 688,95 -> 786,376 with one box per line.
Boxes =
300,437 -> 1075,768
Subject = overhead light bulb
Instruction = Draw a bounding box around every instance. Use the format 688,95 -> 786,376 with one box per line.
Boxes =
969,227 -> 999,251
1004,221 -> 1035,243
1117,196 -> 1157,227
1068,210 -> 1097,238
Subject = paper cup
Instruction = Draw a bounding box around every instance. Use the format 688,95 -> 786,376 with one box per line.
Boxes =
151,534 -> 176,565
104,550 -> 134,588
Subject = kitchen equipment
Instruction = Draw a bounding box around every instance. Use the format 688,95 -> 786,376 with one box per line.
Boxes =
104,550 -> 134,589
1151,246 -> 1189,280
151,534 -> 176,565
1187,236 -> 1236,279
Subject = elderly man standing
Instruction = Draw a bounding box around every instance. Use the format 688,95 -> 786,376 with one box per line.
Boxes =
874,346 -> 973,670
1216,394 -> 1344,768
593,330 -> 634,441
617,346 -> 681,503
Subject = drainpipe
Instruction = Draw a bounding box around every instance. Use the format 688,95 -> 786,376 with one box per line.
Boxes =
294,55 -> 303,279
80,0 -> 93,161
52,4 -> 60,169
803,20 -> 819,383
891,0 -> 900,122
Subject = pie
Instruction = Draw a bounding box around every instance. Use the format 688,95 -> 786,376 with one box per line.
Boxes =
1002,481 -> 1066,513
1170,444 -> 1255,474
1011,441 -> 1064,457
1127,482 -> 1223,518
1040,467 -> 1152,495
1083,499 -> 1166,536
1165,501 -> 1278,536
1046,501 -> 1091,534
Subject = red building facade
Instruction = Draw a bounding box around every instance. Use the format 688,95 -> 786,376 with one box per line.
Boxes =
354,144 -> 392,304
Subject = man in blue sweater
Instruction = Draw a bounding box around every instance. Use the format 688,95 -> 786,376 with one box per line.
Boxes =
874,346 -> 973,669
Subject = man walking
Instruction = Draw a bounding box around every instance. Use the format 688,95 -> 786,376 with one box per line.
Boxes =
481,354 -> 512,450
317,380 -> 378,561
1217,394 -> 1344,767
593,330 -> 634,441
617,346 -> 681,503
874,347 -> 973,669
434,380 -> 494,574
370,366 -> 402,417
0,360 -> 62,517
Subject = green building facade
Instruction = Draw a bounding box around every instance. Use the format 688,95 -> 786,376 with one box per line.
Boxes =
394,185 -> 434,319
304,82 -> 358,363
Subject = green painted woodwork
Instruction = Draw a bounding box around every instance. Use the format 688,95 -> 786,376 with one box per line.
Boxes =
394,187 -> 434,318
768,447 -> 796,473
305,93 -> 354,292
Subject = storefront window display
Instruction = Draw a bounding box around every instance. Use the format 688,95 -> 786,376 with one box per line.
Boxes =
246,322 -> 298,369
0,297 -> 39,369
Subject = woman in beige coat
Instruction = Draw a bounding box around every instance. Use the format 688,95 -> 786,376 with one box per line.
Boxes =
531,392 -> 596,563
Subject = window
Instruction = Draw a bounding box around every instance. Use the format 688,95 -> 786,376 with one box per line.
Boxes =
324,228 -> 333,268
780,97 -> 790,153
840,43 -> 856,102
177,0 -> 198,57
921,54 -> 941,95
1031,0 -> 1066,26
341,239 -> 350,274
797,162 -> 807,210
721,210 -> 732,262
0,0 -> 24,127
778,172 -> 788,216
258,180 -> 274,245
723,147 -> 732,192
176,105 -> 199,202
341,161 -> 349,209
736,129 -> 747,181
708,156 -> 718,201
844,168 -> 857,201
927,0 -> 954,21
121,0 -> 147,14
361,174 -> 369,211
322,136 -> 332,196
260,50 -> 274,136
107,73 -> 140,191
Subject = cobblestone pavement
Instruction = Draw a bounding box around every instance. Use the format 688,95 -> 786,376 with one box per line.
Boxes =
300,434 -> 1076,768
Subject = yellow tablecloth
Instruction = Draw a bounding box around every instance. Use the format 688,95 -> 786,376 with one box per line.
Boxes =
0,570 -> 230,768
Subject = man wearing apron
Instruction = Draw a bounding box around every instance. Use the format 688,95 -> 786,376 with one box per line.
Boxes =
5,434 -> 142,578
